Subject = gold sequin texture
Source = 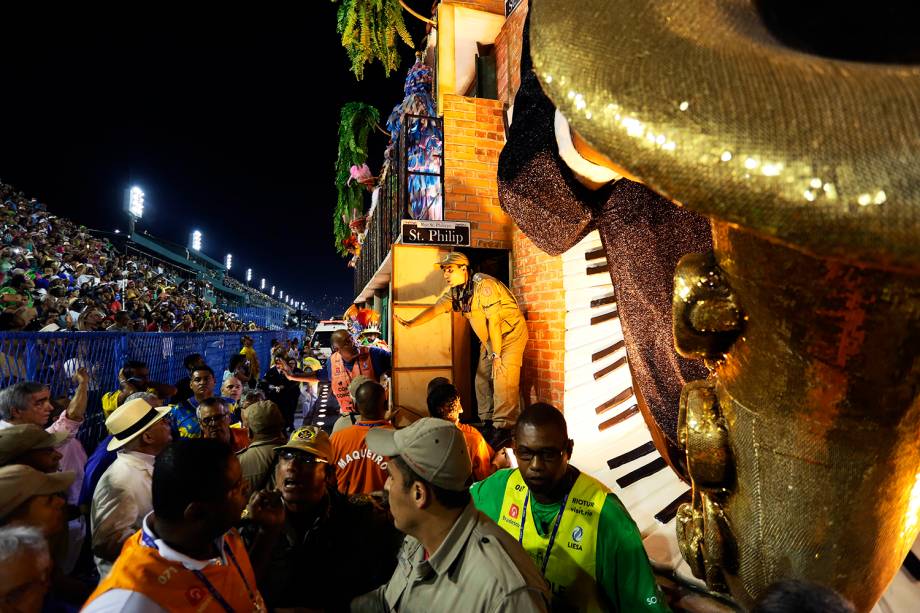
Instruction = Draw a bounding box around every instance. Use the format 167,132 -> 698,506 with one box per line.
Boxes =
531,0 -> 920,270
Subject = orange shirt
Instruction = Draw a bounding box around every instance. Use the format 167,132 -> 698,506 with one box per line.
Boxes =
330,420 -> 392,495
84,528 -> 264,612
230,428 -> 251,454
458,423 -> 495,482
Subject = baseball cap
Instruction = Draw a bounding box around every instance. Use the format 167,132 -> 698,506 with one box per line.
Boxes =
274,426 -> 332,463
0,425 -> 67,466
435,252 -> 470,268
348,375 -> 371,400
246,401 -> 284,434
366,417 -> 472,491
0,464 -> 74,521
302,357 -> 322,372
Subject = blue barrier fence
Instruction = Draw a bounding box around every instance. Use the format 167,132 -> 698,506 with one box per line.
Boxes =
0,330 -> 309,397
222,306 -> 289,330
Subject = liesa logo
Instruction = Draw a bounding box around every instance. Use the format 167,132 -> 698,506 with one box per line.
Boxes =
572,526 -> 584,543
509,504 -> 520,519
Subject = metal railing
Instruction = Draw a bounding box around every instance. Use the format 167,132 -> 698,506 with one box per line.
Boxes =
0,330 -> 307,396
220,306 -> 289,330
354,114 -> 444,298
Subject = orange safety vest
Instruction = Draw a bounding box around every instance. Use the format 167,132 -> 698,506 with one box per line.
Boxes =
83,528 -> 265,612
330,348 -> 376,414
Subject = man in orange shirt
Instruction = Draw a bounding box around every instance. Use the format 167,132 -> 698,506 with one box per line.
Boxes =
427,382 -> 494,481
329,381 -> 392,495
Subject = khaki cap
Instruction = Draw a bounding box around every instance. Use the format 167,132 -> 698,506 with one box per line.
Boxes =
348,375 -> 372,400
105,398 -> 172,452
367,417 -> 472,491
0,425 -> 68,466
274,426 -> 333,463
435,252 -> 469,268
0,464 -> 74,520
246,401 -> 284,434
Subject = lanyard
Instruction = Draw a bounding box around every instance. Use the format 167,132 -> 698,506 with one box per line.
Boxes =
518,487 -> 570,576
141,531 -> 263,613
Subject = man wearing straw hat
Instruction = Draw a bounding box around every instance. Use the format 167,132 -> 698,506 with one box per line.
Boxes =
90,397 -> 172,577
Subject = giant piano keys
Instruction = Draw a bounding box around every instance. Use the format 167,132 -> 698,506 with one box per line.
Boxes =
561,231 -> 696,581
560,231 -> 918,610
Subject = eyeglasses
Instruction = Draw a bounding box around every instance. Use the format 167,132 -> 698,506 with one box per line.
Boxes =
514,446 -> 565,463
199,413 -> 229,426
278,449 -> 327,464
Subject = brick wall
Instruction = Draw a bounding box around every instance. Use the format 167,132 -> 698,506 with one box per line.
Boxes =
445,0 -> 505,14
494,0 -> 527,106
512,231 -> 565,409
496,0 -> 566,410
442,93 -> 511,250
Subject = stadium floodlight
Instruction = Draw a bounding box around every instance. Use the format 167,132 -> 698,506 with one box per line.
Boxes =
260,278 -> 266,290
225,253 -> 232,270
279,290 -> 284,299
271,286 -> 275,295
127,186 -> 145,218
191,230 -> 202,251
246,268 -> 252,282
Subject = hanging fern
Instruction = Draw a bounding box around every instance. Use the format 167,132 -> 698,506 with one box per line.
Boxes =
331,0 -> 415,79
334,102 -> 381,256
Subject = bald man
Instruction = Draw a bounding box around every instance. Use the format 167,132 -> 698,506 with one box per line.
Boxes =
281,330 -> 391,415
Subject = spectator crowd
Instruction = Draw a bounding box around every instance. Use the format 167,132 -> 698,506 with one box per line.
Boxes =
0,180 -> 285,333
0,329 -> 859,613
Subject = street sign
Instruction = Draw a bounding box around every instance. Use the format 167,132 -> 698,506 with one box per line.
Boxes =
401,220 -> 471,247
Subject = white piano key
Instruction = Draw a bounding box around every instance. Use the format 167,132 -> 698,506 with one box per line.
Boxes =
565,335 -> 626,371
564,354 -> 632,393
562,269 -> 614,292
562,250 -> 609,276
563,284 -> 616,311
561,231 -> 603,263
565,304 -> 619,331
614,466 -> 686,528
565,318 -> 623,351
568,407 -> 649,474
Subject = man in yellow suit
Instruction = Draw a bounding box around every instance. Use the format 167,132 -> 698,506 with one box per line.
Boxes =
395,252 -> 527,448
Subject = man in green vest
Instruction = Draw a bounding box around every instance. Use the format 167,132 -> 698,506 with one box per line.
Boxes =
470,403 -> 669,612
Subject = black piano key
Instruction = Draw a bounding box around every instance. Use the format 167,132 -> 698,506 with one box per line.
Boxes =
607,441 -> 657,469
587,263 -> 610,275
590,309 -> 619,326
594,356 -> 627,380
654,490 -> 692,524
598,404 -> 638,432
590,294 -> 617,308
584,247 -> 606,261
592,340 -> 625,362
595,386 -> 633,415
616,457 -> 667,488
906,551 -> 920,581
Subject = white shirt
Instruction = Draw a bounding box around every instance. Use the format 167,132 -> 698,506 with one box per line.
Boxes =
90,450 -> 155,578
82,514 -> 235,613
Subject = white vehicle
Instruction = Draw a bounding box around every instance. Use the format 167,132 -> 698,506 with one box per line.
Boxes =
309,320 -> 349,363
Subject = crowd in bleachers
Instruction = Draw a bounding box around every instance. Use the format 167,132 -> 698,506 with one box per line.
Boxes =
0,180 -> 266,332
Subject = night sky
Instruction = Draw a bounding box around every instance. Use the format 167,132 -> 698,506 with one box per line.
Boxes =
0,3 -> 430,317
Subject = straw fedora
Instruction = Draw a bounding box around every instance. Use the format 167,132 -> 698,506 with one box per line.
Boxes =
530,0 -> 920,270
105,398 -> 171,451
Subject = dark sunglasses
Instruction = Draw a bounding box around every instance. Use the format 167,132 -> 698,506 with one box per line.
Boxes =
277,449 -> 326,464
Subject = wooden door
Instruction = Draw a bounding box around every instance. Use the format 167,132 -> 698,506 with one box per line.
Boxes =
391,244 -> 454,426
